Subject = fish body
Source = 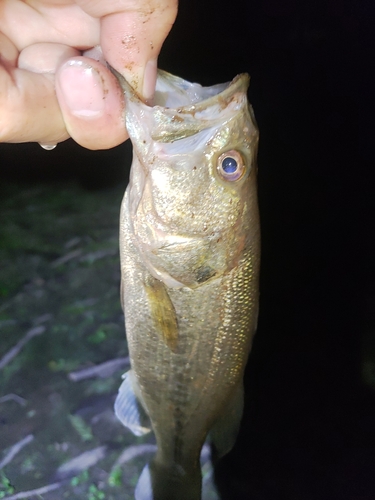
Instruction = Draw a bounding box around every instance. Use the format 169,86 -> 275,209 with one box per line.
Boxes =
113,69 -> 260,500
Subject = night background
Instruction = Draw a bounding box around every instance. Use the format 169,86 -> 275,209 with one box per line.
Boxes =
1,0 -> 374,499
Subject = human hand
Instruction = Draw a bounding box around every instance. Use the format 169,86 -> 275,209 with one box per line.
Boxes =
0,0 -> 177,149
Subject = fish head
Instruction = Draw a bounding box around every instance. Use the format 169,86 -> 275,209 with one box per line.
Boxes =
116,69 -> 259,289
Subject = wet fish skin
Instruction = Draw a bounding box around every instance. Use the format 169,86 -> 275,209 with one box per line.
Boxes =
113,68 -> 260,500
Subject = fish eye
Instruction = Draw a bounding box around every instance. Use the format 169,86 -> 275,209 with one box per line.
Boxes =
217,150 -> 245,181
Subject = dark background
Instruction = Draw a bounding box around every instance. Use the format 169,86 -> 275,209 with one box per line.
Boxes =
1,0 -> 375,498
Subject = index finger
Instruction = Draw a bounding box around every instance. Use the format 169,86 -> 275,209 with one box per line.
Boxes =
77,0 -> 178,100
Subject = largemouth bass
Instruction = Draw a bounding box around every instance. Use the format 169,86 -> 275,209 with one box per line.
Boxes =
113,68 -> 260,500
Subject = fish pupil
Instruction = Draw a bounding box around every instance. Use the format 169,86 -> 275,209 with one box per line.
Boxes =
222,157 -> 238,173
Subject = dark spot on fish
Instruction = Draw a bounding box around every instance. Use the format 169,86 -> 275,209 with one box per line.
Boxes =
196,266 -> 216,284
174,407 -> 184,433
191,213 -> 195,218
143,140 -> 146,144
193,166 -> 197,170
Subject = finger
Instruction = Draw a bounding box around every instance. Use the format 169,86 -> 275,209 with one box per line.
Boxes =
0,65 -> 67,144
0,1 -> 99,50
18,42 -> 80,73
77,0 -> 178,100
0,42 -> 81,145
0,31 -> 18,66
55,56 -> 127,150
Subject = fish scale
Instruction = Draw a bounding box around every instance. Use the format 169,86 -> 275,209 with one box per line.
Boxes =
112,67 -> 260,500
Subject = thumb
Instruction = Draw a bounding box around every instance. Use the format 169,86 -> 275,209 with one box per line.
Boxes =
55,55 -> 127,150
78,0 -> 178,101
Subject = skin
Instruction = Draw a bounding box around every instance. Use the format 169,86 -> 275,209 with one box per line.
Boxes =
0,0 -> 178,149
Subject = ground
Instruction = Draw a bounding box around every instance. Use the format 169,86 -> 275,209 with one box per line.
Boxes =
0,180 -> 219,500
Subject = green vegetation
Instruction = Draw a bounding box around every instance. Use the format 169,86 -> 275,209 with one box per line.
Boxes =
108,466 -> 122,487
88,328 -> 107,344
70,470 -> 89,486
68,414 -> 93,442
0,472 -> 15,498
88,484 -> 105,500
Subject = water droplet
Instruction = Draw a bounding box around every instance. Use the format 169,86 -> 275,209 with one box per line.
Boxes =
39,143 -> 57,151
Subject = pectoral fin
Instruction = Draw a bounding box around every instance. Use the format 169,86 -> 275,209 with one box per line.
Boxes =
144,275 -> 179,352
209,383 -> 244,459
114,370 -> 151,436
135,464 -> 153,500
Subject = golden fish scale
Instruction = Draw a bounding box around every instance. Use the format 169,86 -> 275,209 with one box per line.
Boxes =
147,120 -> 252,235
120,179 -> 260,468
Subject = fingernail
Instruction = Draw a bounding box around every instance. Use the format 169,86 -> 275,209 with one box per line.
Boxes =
143,59 -> 158,102
58,60 -> 105,118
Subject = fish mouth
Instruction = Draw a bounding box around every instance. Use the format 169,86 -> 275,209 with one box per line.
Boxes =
151,72 -> 250,143
111,65 -> 251,144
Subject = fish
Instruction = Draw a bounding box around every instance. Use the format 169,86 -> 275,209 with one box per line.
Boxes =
112,67 -> 260,500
